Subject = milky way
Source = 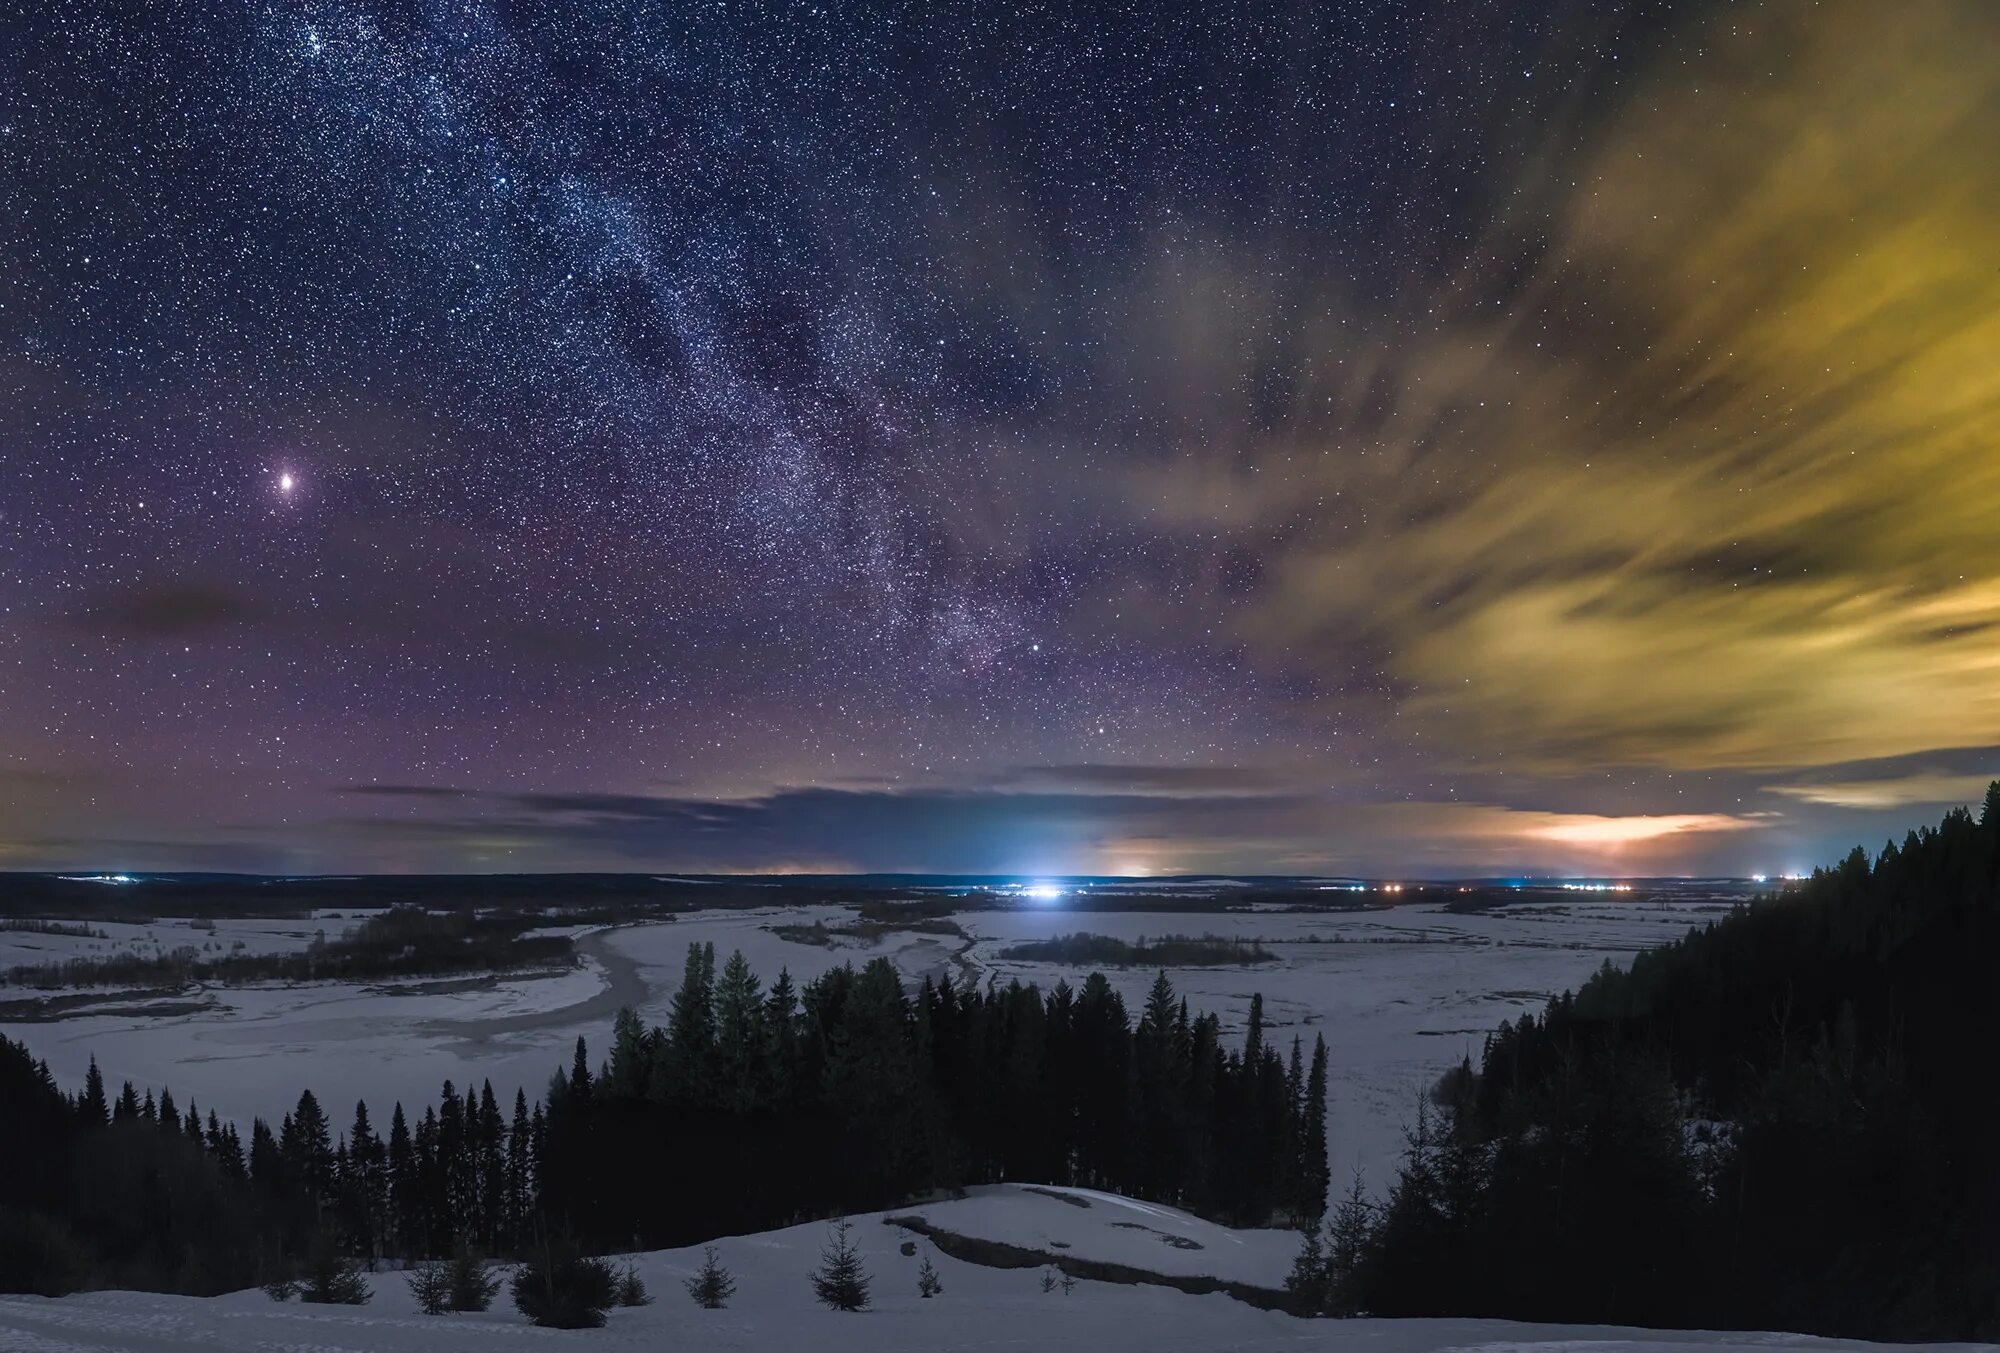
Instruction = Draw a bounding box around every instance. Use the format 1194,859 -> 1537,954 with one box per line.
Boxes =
4,0 -> 1998,874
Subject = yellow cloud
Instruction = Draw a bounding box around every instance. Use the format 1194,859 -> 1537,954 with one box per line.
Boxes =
1764,772 -> 1997,810
1207,0 -> 2000,774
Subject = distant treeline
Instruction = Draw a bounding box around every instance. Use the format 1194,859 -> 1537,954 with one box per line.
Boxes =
0,955 -> 1324,1300
1294,788 -> 2000,1343
0,919 -> 105,938
998,932 -> 1274,966
0,908 -> 573,990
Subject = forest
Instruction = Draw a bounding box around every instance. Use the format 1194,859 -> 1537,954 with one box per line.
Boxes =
0,955 -> 1326,1301
1295,787 -> 2000,1342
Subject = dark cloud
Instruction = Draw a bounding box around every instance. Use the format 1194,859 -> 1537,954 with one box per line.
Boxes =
992,764 -> 1300,795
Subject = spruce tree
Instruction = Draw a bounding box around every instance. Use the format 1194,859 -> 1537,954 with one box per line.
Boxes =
506,1089 -> 534,1250
510,1232 -> 615,1329
386,1104 -> 416,1258
79,1058 -> 108,1126
917,1249 -> 942,1297
475,1082 -> 505,1249
605,1006 -> 649,1100
616,1259 -> 653,1307
407,1262 -> 453,1315
1299,1035 -> 1331,1224
445,1237 -> 501,1311
685,1246 -> 734,1308
1323,1170 -> 1374,1316
1286,1223 -> 1328,1313
300,1230 -> 370,1305
809,1220 -> 871,1311
714,950 -> 767,1111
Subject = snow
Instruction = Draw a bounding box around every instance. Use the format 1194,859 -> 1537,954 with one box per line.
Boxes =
1,899 -> 1731,1193
894,1184 -> 1300,1285
0,1184 -> 1973,1353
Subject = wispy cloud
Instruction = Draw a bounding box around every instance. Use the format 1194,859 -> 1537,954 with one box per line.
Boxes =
1765,772 -> 1996,810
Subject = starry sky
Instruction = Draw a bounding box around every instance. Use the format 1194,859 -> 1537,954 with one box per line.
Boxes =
4,0 -> 1998,877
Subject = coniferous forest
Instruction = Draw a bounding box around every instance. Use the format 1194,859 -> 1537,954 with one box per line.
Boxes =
1297,788 -> 2000,1342
0,959 -> 1327,1298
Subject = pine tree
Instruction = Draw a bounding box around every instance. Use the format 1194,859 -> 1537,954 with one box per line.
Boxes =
616,1260 -> 653,1307
685,1246 -> 734,1308
809,1220 -> 871,1311
1287,1222 -> 1328,1312
406,1262 -> 454,1315
1323,1170 -> 1374,1316
288,1090 -> 335,1205
657,942 -> 717,1106
386,1104 -> 417,1258
714,949 -> 767,1111
506,1089 -> 533,1250
917,1249 -> 942,1297
1299,1035 -> 1331,1224
346,1101 -> 385,1266
475,1082 -> 505,1250
445,1237 -> 501,1311
249,1118 -> 282,1195
764,967 -> 800,1102
605,1006 -> 649,1100
300,1230 -> 370,1305
510,1232 -> 615,1329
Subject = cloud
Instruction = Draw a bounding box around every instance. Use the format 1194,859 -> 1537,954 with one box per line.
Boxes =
1112,0 -> 2000,775
1765,772 -> 1997,810
992,764 -> 1300,796
320,783 -> 1781,877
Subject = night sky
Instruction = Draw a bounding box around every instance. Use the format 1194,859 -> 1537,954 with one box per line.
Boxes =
4,0 -> 1998,876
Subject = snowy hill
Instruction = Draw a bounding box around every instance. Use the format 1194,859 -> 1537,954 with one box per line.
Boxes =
0,1185 -> 1975,1353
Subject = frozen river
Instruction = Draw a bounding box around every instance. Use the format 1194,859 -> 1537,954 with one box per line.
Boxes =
1,896 -> 1732,1191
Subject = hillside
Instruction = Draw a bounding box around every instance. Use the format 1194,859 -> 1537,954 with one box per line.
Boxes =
1336,790 -> 2000,1340
0,1185 -> 1966,1352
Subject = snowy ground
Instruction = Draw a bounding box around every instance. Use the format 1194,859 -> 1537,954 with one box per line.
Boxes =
0,898 -> 1732,1199
0,1184 -> 1971,1353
